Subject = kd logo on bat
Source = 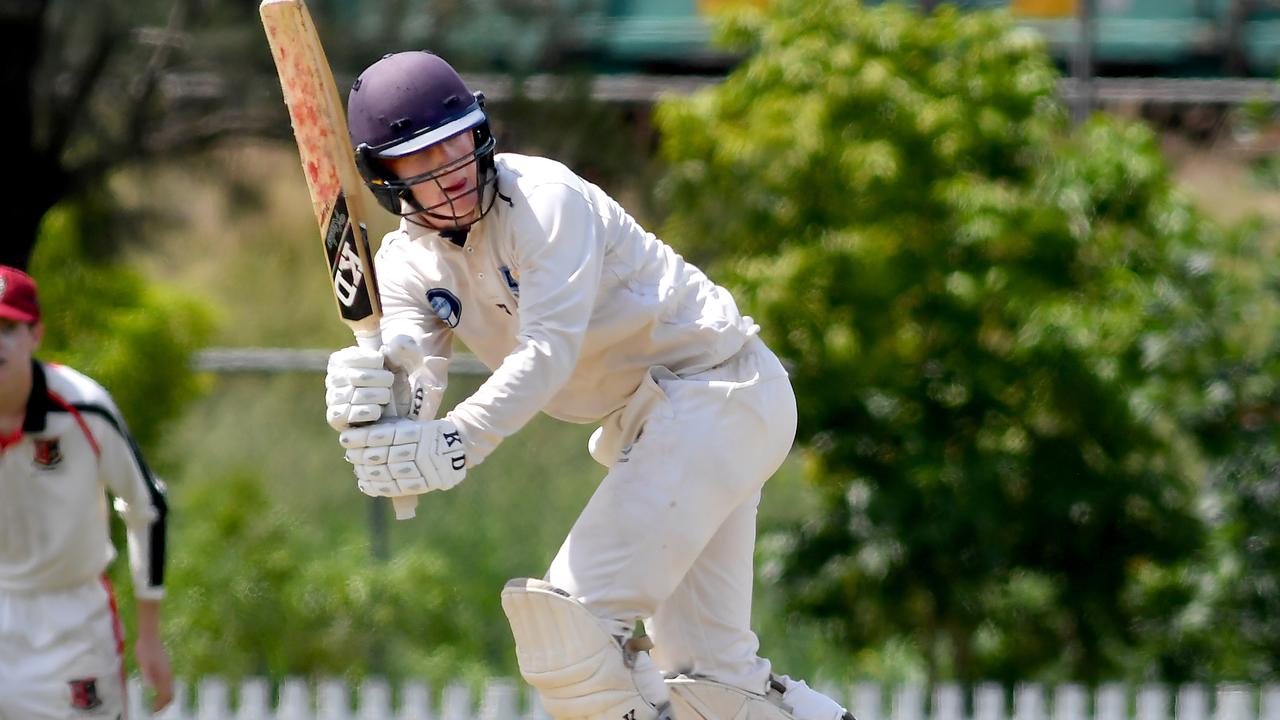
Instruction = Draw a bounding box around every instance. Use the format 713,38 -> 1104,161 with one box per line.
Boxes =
333,237 -> 365,306
324,196 -> 376,320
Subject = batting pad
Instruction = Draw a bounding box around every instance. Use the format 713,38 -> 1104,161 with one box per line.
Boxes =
501,578 -> 670,720
665,675 -> 799,720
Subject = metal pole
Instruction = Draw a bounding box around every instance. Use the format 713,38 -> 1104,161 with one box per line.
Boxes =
369,497 -> 389,560
1072,0 -> 1095,124
1224,0 -> 1250,76
368,496 -> 388,673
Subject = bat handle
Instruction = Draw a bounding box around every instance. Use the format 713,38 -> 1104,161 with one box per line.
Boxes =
356,330 -> 420,521
391,496 -> 419,520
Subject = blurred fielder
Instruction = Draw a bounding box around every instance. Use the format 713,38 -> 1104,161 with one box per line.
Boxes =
324,51 -> 853,720
0,266 -> 173,718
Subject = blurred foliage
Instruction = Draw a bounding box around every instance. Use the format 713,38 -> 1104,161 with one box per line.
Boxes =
28,205 -> 214,451
13,0 -> 603,269
492,82 -> 664,221
1118,216 -> 1280,681
11,0 -> 275,268
163,468 -> 498,683
657,0 -> 1280,683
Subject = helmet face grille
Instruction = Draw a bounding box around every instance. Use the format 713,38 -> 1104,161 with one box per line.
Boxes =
359,125 -> 499,231
392,133 -> 498,230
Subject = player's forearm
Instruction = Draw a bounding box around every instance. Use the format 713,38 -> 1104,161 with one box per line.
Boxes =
448,333 -> 577,465
132,596 -> 174,711
135,598 -> 163,641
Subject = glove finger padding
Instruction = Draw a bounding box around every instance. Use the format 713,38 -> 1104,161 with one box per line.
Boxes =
339,424 -> 399,449
326,403 -> 381,430
328,346 -> 385,371
325,346 -> 397,430
340,418 -> 467,496
353,464 -> 402,498
326,387 -> 392,428
345,446 -> 389,465
326,386 -> 392,406
325,365 -> 395,388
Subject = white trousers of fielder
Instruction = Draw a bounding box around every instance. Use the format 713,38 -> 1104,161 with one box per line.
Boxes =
0,577 -> 127,720
548,335 -> 798,694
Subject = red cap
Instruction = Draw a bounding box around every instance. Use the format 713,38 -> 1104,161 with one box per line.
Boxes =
0,266 -> 40,324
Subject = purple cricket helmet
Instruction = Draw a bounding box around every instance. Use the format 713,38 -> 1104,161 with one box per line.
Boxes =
348,51 -> 498,232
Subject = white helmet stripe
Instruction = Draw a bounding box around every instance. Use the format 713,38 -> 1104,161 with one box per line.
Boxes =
377,107 -> 487,158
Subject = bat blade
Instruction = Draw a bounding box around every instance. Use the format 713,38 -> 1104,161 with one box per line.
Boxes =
260,0 -> 380,342
261,0 -> 418,520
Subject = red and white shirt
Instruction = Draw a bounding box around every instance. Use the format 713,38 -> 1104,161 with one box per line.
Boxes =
0,361 -> 166,599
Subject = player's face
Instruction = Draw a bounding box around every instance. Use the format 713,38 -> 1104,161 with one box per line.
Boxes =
384,131 -> 480,229
0,319 -> 41,392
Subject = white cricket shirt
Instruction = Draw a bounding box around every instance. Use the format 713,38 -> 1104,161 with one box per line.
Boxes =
376,153 -> 758,464
0,362 -> 167,599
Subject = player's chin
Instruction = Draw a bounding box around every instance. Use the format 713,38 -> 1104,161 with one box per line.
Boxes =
418,205 -> 478,231
440,194 -> 478,221
450,196 -> 478,219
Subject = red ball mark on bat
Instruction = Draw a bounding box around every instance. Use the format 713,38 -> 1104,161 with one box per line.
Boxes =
296,103 -> 318,128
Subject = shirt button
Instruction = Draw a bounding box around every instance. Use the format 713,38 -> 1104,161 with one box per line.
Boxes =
466,247 -> 474,253
477,273 -> 485,279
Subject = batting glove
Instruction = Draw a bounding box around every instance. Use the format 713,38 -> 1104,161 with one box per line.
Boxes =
382,334 -> 448,421
325,346 -> 394,430
339,418 -> 467,497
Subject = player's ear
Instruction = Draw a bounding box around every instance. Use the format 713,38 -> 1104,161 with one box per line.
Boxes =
355,145 -> 405,214
30,321 -> 44,348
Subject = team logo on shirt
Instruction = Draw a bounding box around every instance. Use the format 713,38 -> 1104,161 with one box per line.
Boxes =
68,677 -> 103,711
33,437 -> 63,469
426,288 -> 462,328
499,265 -> 520,299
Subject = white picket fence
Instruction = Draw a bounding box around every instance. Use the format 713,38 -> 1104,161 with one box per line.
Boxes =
129,678 -> 1280,720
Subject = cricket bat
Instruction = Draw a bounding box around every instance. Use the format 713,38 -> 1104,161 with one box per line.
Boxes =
260,0 -> 418,520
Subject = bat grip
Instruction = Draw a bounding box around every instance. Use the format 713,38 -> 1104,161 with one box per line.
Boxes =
355,331 -> 419,521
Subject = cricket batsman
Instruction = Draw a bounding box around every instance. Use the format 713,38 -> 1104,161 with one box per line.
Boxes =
324,51 -> 854,720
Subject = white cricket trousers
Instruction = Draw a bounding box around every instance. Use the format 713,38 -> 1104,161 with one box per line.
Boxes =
548,335 -> 798,693
0,577 -> 127,720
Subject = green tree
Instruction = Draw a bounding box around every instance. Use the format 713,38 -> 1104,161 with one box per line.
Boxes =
8,0 -> 601,270
654,0 -> 1236,682
30,205 -> 214,452
1118,217 -> 1280,682
9,0 -> 282,269
163,468 -> 502,683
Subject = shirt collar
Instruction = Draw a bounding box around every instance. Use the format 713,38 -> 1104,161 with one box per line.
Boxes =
403,216 -> 481,250
23,360 -> 51,434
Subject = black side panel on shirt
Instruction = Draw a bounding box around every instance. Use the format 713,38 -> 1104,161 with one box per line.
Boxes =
70,404 -> 168,590
23,360 -> 51,433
